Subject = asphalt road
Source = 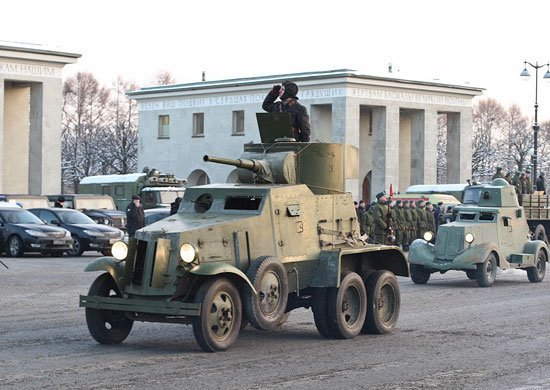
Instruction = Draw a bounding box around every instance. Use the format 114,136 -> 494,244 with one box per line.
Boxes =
1,253 -> 549,390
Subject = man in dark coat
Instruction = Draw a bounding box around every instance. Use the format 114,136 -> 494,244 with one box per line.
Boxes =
126,195 -> 145,238
54,196 -> 65,208
262,80 -> 311,142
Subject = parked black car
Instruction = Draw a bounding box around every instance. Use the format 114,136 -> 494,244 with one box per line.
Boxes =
29,208 -> 125,256
144,207 -> 171,226
0,208 -> 73,257
46,194 -> 127,231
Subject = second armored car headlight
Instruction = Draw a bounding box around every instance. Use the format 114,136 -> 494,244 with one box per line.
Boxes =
423,231 -> 434,242
111,241 -> 128,260
465,232 -> 475,243
179,243 -> 197,263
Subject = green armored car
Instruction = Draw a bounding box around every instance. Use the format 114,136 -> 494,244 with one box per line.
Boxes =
408,178 -> 548,287
79,138 -> 409,352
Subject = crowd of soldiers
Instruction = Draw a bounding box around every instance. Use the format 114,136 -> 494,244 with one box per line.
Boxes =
491,166 -> 546,195
355,192 -> 447,251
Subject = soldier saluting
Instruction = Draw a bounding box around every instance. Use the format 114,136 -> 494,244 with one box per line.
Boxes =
262,80 -> 311,142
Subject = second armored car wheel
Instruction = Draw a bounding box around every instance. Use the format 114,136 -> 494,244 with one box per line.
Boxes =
85,273 -> 133,344
326,272 -> 367,339
243,256 -> 289,330
410,264 -> 431,284
527,249 -> 546,283
192,277 -> 242,352
476,252 -> 497,287
362,270 -> 401,334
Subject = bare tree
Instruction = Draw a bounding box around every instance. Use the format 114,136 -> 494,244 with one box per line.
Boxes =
62,72 -> 111,192
472,98 -> 507,182
153,70 -> 176,85
501,104 -> 531,173
99,77 -> 139,174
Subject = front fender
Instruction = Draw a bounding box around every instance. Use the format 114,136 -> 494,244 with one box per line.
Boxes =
451,242 -> 500,270
523,240 -> 548,257
84,257 -> 125,291
408,240 -> 500,270
190,262 -> 257,295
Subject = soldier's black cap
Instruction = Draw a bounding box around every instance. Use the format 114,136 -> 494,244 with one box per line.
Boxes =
57,196 -> 65,202
281,80 -> 299,100
396,200 -> 402,205
375,191 -> 386,199
132,195 -> 141,200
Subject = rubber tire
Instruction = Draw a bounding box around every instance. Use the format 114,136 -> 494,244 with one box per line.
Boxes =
7,235 -> 24,257
326,272 -> 367,339
192,277 -> 242,352
243,256 -> 289,331
465,269 -> 477,280
363,270 -> 401,334
312,287 -> 336,338
67,236 -> 84,257
533,224 -> 548,245
476,252 -> 497,287
527,249 -> 546,283
410,264 -> 431,284
85,273 -> 133,344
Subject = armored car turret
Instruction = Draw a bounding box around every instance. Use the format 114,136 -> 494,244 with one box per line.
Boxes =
79,134 -> 408,352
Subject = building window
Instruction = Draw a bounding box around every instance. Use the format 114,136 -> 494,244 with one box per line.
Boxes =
193,113 -> 204,137
232,110 -> 245,135
158,115 -> 170,138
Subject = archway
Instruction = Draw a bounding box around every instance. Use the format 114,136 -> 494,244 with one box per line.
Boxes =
187,169 -> 211,186
362,171 -> 372,203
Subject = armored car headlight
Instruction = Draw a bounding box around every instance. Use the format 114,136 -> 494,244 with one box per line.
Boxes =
465,232 -> 475,243
26,230 -> 47,237
111,241 -> 128,260
179,243 -> 196,263
423,231 -> 434,242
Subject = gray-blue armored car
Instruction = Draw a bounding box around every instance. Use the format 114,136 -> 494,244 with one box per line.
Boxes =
408,178 -> 548,287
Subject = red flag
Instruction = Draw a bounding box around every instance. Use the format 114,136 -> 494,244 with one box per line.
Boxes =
389,184 -> 394,197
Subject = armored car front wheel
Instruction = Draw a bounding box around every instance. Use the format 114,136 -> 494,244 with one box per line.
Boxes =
410,264 -> 431,284
85,273 -> 133,344
192,277 -> 242,352
527,249 -> 547,283
243,256 -> 289,330
362,270 -> 401,334
476,252 -> 497,287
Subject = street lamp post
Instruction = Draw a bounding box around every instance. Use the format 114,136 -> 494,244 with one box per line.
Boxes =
520,61 -> 550,180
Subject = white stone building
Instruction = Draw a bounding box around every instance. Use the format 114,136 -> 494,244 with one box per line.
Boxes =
0,42 -> 80,194
128,69 -> 483,202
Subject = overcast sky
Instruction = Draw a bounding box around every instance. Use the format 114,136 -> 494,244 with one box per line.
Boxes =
3,0 -> 550,120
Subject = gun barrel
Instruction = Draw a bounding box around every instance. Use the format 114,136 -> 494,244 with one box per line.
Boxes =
203,155 -> 259,171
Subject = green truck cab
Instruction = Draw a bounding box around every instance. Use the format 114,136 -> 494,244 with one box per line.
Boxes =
78,168 -> 186,210
408,178 -> 548,287
79,140 -> 408,352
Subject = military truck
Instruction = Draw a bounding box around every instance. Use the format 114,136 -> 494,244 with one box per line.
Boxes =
79,140 -> 409,352
408,178 -> 548,287
78,168 -> 186,210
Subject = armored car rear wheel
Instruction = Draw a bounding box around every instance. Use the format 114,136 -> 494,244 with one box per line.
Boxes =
527,249 -> 546,283
243,256 -> 289,330
85,273 -> 133,344
362,270 -> 401,334
476,252 -> 497,287
192,277 -> 242,352
312,288 -> 336,338
465,269 -> 477,280
327,272 -> 367,339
